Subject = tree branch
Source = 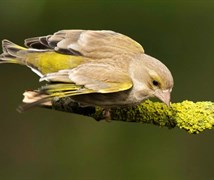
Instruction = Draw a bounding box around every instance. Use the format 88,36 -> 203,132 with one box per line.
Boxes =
51,98 -> 214,134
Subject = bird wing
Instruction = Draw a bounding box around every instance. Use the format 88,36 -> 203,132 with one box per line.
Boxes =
18,30 -> 141,109
24,30 -> 144,58
24,30 -> 139,100
41,63 -> 133,94
19,65 -> 132,111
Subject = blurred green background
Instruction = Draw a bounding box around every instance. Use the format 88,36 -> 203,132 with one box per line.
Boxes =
0,0 -> 214,179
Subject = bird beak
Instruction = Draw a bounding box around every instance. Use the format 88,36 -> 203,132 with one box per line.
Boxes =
154,89 -> 171,107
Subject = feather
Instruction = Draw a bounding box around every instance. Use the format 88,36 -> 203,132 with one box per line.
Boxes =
40,63 -> 133,93
24,30 -> 144,58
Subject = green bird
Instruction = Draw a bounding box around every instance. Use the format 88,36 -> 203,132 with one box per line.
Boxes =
0,30 -> 174,112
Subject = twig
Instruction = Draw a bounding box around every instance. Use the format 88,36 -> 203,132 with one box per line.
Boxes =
51,98 -> 214,134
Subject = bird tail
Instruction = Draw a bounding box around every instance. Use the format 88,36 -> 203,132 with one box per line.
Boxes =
0,39 -> 27,64
17,83 -> 93,112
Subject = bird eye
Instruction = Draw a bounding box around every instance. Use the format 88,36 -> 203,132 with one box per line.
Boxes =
152,80 -> 159,86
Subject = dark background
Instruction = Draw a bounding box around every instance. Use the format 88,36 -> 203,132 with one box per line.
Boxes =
0,0 -> 214,179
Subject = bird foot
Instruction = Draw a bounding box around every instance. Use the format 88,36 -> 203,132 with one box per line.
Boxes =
102,108 -> 112,122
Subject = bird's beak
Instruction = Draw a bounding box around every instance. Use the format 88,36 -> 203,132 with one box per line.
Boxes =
154,89 -> 171,107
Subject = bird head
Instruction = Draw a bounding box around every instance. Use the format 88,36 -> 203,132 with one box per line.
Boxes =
147,68 -> 173,106
134,54 -> 174,106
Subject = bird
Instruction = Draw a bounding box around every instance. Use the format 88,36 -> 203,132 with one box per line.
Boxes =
0,30 -> 174,113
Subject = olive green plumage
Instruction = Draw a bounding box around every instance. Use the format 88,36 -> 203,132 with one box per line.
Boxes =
0,30 -> 174,111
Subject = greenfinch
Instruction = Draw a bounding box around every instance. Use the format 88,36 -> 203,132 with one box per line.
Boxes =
0,30 -> 173,111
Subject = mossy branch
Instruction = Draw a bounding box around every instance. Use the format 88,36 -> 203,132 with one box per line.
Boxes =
51,98 -> 214,134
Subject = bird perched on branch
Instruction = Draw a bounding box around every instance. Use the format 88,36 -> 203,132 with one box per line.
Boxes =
0,30 -> 174,113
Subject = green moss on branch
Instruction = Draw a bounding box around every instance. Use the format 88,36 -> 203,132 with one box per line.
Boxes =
52,98 -> 214,134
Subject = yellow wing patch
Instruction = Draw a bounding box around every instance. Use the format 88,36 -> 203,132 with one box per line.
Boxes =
25,51 -> 85,74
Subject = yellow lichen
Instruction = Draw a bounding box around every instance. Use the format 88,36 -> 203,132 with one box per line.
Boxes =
171,101 -> 214,133
93,100 -> 214,134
